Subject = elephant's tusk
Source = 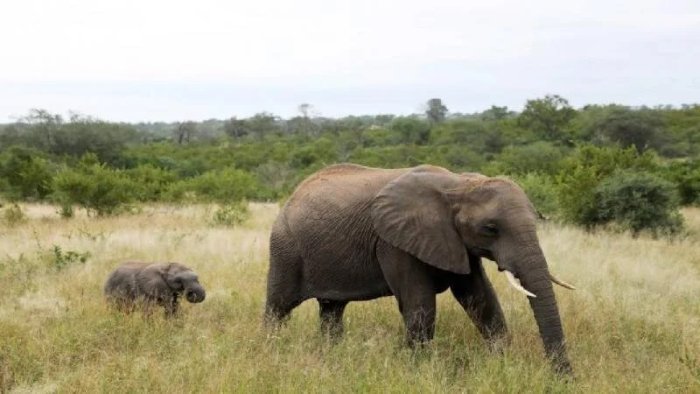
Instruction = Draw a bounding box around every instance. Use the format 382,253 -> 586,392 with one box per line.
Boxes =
549,273 -> 576,290
504,271 -> 536,298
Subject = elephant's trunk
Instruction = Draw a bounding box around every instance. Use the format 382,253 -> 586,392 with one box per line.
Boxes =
516,248 -> 572,374
185,284 -> 206,303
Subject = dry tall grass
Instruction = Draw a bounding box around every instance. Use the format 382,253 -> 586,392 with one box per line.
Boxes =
1,203 -> 699,393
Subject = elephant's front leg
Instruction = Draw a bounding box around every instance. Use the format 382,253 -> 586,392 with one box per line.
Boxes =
161,294 -> 179,318
377,241 -> 437,346
451,254 -> 509,348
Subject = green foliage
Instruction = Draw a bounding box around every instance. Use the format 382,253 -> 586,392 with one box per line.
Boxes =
0,146 -> 54,200
123,164 -> 179,202
485,142 -> 567,175
555,145 -> 658,225
518,95 -> 576,142
593,170 -> 683,236
52,154 -> 137,216
1,110 -> 141,165
1,203 -> 26,226
430,120 -> 505,154
389,117 -> 431,145
166,168 -> 259,203
223,112 -> 281,140
51,245 -> 90,271
210,201 -> 250,227
425,98 -> 448,124
592,107 -> 664,153
514,173 -> 559,216
57,204 -> 74,218
349,145 -> 434,168
662,105 -> 700,157
1,99 -> 699,231
663,160 -> 700,205
290,137 -> 338,169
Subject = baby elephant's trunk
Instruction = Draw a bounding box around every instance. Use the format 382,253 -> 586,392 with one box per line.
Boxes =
185,284 -> 206,303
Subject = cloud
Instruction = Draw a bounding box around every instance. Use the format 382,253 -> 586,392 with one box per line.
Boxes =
1,0 -> 698,121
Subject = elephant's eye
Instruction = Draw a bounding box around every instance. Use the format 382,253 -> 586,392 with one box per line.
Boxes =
481,224 -> 499,237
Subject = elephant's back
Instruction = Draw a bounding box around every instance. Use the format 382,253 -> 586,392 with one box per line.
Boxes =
285,164 -> 407,214
104,262 -> 148,294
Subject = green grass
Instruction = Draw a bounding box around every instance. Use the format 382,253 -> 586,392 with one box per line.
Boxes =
1,203 -> 699,392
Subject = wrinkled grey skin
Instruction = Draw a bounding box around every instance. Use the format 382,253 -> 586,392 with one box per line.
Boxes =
104,262 -> 206,317
265,164 -> 572,374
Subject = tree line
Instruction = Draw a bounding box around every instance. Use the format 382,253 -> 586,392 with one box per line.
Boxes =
1,96 -> 699,235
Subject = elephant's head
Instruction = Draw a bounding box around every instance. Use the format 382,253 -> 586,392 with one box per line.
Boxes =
372,166 -> 574,373
161,263 -> 206,303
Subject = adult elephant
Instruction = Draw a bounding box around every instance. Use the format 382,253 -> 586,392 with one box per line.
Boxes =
265,164 -> 575,373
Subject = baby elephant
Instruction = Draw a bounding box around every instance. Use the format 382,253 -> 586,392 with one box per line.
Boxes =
104,262 -> 206,316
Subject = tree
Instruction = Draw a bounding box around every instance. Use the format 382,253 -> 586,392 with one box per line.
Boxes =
425,98 -> 448,124
224,117 -> 249,139
298,103 -> 319,118
174,121 -> 197,144
390,117 -> 431,145
247,112 -> 281,140
480,105 -> 513,121
290,103 -> 319,136
17,109 -> 63,151
518,95 -> 576,142
595,107 -> 664,153
0,146 -> 54,200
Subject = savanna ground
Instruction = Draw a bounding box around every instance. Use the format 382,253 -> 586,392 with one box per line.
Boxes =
1,203 -> 699,393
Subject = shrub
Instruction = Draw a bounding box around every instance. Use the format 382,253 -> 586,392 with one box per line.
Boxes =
0,146 -> 54,200
485,141 -> 567,176
52,154 -> 137,216
514,173 -> 559,217
51,245 -> 90,271
210,201 -> 250,227
166,168 -> 259,203
2,204 -> 26,226
124,164 -> 178,202
663,160 -> 700,205
593,170 -> 683,236
555,145 -> 658,225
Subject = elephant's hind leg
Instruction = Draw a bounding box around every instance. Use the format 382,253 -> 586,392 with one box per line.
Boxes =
318,299 -> 348,339
264,228 -> 304,327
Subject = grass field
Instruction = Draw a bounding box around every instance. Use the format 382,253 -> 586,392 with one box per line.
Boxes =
1,203 -> 699,393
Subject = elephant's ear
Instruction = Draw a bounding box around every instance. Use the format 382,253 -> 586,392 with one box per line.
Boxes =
371,168 -> 470,274
139,264 -> 174,296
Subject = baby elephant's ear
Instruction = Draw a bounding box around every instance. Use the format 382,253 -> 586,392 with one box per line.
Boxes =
138,264 -> 172,296
371,168 -> 470,274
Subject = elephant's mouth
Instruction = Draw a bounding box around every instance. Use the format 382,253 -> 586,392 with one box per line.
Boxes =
493,263 -> 575,298
186,290 -> 205,303
486,259 -> 537,298
471,247 -> 495,261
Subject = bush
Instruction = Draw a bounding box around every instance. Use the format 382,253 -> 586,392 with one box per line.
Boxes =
2,203 -> 26,226
485,142 -> 567,176
663,160 -> 700,205
0,146 -> 54,200
52,154 -> 137,216
166,168 -> 259,203
555,145 -> 658,225
210,202 -> 250,227
514,173 -> 559,217
593,170 -> 683,236
124,164 -> 178,202
51,245 -> 90,271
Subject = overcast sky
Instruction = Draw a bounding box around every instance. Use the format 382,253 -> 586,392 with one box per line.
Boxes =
1,0 -> 698,122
